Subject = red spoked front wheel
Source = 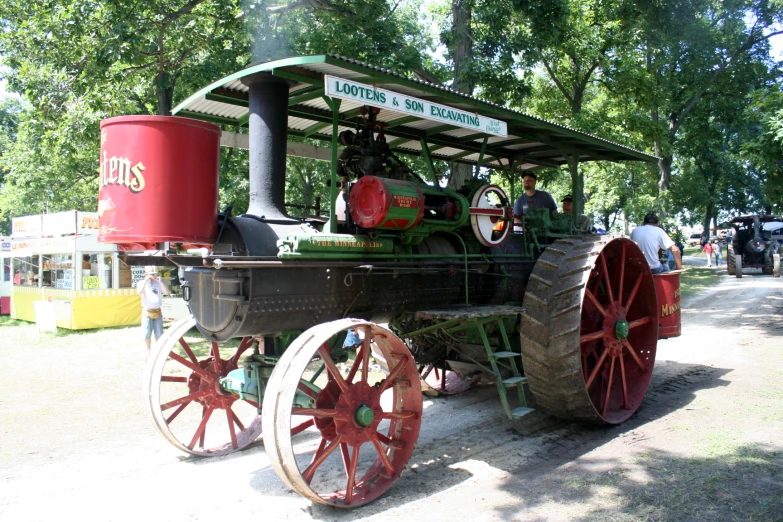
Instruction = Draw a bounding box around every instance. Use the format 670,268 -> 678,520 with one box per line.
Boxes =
144,315 -> 263,456
262,319 -> 422,507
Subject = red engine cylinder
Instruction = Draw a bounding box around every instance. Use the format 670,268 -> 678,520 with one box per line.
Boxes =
97,116 -> 221,249
349,176 -> 425,230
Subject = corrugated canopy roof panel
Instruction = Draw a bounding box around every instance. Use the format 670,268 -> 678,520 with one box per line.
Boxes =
173,55 -> 658,170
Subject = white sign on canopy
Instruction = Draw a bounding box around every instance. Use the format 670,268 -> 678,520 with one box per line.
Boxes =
325,75 -> 508,137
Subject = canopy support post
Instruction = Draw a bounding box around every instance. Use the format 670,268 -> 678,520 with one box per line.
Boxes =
419,139 -> 439,187
507,157 -> 518,204
567,154 -> 583,217
475,136 -> 489,174
323,96 -> 342,233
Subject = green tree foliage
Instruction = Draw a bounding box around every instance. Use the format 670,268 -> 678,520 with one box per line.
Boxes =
1,0 -> 782,232
741,91 -> 783,214
611,0 -> 782,199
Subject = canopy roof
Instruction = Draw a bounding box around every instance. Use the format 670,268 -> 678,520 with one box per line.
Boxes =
730,215 -> 779,224
173,54 -> 657,172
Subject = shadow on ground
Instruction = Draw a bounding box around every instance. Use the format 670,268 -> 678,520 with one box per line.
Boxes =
264,359 -> 733,520
492,443 -> 783,521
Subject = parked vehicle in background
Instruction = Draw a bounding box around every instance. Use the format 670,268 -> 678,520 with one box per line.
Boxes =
765,221 -> 783,242
686,233 -> 703,247
727,215 -> 781,277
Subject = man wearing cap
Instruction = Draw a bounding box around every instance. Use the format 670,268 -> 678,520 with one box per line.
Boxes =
630,213 -> 683,274
136,266 -> 170,351
561,194 -> 592,230
513,172 -> 557,227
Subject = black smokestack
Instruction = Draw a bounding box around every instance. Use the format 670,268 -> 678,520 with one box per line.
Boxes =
243,72 -> 290,219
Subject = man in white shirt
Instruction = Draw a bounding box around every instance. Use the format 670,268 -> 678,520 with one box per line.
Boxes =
136,266 -> 170,351
630,213 -> 683,274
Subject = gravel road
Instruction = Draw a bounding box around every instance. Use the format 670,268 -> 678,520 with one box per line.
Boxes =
1,267 -> 781,521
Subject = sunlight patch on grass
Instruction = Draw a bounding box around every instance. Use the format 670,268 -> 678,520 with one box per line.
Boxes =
680,267 -> 721,298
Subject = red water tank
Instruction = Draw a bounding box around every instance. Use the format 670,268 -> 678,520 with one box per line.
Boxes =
653,271 -> 682,339
97,116 -> 221,249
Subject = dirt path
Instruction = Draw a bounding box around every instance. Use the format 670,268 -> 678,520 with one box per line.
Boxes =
1,271 -> 782,521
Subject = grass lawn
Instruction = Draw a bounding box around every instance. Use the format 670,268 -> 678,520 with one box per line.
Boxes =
0,315 -> 29,328
679,266 -> 722,298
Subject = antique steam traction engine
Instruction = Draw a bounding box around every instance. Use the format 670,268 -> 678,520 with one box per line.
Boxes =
98,56 -> 676,507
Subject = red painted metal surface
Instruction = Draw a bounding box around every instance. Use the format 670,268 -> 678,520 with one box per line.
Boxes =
579,239 -> 657,424
97,116 -> 221,248
653,271 -> 682,339
267,320 -> 422,507
0,296 -> 10,315
349,176 -> 424,230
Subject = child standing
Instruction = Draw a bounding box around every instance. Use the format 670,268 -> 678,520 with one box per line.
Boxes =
703,241 -> 714,267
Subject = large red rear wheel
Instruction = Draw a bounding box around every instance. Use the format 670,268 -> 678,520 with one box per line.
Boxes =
262,319 -> 422,507
144,315 -> 262,455
520,236 -> 658,424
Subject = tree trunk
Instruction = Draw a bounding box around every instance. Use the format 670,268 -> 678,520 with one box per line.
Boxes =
156,71 -> 173,116
447,0 -> 475,191
703,203 -> 714,239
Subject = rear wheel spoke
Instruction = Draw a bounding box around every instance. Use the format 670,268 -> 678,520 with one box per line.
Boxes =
628,316 -> 652,329
168,352 -> 214,383
619,354 -> 629,409
165,402 -> 190,425
188,405 -> 215,449
625,273 -> 644,311
291,408 -> 339,418
178,337 -> 198,364
601,356 -> 616,419
370,434 -> 396,475
160,389 -> 211,411
290,418 -> 314,436
617,243 -> 626,305
580,330 -> 606,344
600,254 -> 615,306
378,357 -> 407,393
211,341 -> 223,368
360,326 -> 372,384
584,288 -> 609,317
161,375 -> 188,383
227,337 -> 255,367
622,340 -> 646,371
318,343 -> 350,394
344,445 -> 361,505
585,348 -> 610,390
225,408 -> 238,449
230,409 -> 246,431
302,433 -> 343,485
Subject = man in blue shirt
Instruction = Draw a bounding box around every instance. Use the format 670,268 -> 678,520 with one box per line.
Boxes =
513,172 -> 557,227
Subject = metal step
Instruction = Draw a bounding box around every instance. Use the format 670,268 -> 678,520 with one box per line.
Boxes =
510,407 -> 535,419
493,351 -> 519,358
502,376 -> 527,386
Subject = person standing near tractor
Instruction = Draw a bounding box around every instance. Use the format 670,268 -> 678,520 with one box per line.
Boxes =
630,213 -> 683,274
137,266 -> 170,351
713,240 -> 723,266
703,241 -> 714,267
560,194 -> 592,229
513,172 -> 557,227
